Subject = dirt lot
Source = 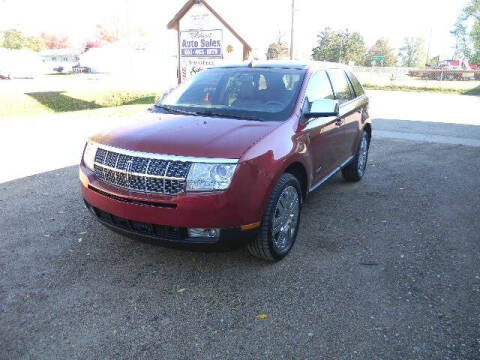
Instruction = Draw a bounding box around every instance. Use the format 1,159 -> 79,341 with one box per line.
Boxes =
1,91 -> 480,359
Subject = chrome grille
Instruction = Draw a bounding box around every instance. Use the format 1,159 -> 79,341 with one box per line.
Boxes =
93,147 -> 191,195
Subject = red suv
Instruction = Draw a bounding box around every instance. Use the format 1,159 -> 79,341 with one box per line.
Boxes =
80,62 -> 371,261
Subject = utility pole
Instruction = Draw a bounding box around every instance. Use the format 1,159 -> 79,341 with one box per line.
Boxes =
426,27 -> 432,67
125,0 -> 133,73
290,0 -> 295,60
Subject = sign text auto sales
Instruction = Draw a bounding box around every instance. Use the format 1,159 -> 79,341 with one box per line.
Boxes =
180,29 -> 223,58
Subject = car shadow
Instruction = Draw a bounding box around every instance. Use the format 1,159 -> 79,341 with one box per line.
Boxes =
25,91 -> 103,112
124,95 -> 156,105
463,84 -> 480,96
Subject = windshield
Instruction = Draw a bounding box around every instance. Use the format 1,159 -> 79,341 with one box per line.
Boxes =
158,67 -> 306,121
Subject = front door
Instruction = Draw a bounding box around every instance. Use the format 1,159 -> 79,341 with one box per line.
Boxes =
301,71 -> 338,184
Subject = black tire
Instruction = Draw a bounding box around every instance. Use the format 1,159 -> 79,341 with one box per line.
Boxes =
247,173 -> 302,261
342,130 -> 370,182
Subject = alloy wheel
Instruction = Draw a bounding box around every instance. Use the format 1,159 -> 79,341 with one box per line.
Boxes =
271,185 -> 300,252
357,134 -> 368,176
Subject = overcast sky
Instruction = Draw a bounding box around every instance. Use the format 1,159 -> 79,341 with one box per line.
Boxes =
0,0 -> 467,59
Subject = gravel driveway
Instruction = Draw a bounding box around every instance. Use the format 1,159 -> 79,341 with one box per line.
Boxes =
1,136 -> 479,359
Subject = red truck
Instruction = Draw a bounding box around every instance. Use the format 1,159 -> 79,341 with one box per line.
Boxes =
409,59 -> 480,80
80,61 -> 371,261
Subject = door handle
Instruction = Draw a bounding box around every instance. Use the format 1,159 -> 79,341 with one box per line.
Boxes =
304,134 -> 310,145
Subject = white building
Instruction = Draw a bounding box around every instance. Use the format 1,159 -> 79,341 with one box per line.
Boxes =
79,43 -> 179,91
40,49 -> 80,73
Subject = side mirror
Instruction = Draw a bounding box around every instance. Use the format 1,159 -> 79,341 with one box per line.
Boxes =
150,88 -> 174,111
154,87 -> 176,104
304,99 -> 339,119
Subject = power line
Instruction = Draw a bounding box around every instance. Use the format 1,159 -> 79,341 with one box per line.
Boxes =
290,0 -> 295,60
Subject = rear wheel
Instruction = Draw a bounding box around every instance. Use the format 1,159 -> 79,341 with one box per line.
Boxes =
342,130 -> 370,182
247,173 -> 301,261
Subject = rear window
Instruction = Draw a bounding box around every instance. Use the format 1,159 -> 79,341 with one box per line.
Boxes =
327,69 -> 354,104
346,71 -> 365,97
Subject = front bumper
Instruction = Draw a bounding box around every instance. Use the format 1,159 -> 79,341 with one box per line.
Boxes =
80,164 -> 264,245
84,200 -> 257,246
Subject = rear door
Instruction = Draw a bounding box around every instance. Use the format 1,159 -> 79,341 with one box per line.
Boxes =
327,69 -> 360,163
346,70 -> 369,149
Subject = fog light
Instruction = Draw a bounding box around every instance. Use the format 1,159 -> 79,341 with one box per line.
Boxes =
188,228 -> 220,238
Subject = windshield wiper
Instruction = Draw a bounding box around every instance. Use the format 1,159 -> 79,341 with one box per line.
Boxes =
154,105 -> 261,121
194,111 -> 261,121
154,104 -> 199,116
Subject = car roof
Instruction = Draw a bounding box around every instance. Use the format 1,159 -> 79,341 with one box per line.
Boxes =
212,60 -> 351,72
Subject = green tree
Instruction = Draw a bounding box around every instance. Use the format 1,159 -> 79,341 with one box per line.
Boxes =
430,55 -> 440,67
25,36 -> 45,52
365,38 -> 397,66
312,27 -> 366,65
2,29 -> 24,49
453,0 -> 480,64
399,37 -> 426,67
451,20 -> 472,60
2,29 -> 45,52
473,22 -> 480,64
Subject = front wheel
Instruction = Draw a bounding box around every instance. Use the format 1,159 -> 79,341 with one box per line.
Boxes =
342,130 -> 370,182
247,173 -> 301,261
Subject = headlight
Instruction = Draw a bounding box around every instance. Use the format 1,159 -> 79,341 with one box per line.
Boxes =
186,163 -> 237,191
83,141 -> 98,171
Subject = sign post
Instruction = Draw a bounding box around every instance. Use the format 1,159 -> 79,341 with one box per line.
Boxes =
371,55 -> 385,66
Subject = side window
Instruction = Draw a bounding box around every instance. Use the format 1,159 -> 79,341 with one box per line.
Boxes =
346,71 -> 365,97
328,69 -> 354,104
304,71 -> 334,104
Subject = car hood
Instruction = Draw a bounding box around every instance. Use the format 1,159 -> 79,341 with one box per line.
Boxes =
91,113 -> 281,160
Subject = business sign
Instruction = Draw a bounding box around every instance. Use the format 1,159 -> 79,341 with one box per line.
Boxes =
180,29 -> 223,58
371,56 -> 385,61
180,58 -> 217,82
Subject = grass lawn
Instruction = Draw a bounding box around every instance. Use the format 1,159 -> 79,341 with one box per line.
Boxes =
0,90 -> 159,118
1,77 -> 478,119
363,83 -> 480,96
